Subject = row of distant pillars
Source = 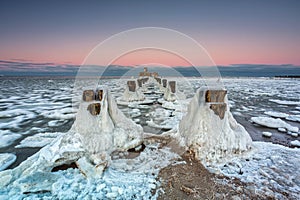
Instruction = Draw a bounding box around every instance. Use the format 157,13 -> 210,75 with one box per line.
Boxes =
128,77 -> 149,92
154,77 -> 176,93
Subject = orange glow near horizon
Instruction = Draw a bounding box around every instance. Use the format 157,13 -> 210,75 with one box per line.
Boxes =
1,36 -> 300,66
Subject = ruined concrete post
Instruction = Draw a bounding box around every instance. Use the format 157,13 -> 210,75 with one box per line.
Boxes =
127,81 -> 136,92
168,81 -> 176,93
87,103 -> 101,115
162,79 -> 167,88
83,90 -> 95,101
205,90 -> 227,119
96,89 -> 103,101
137,79 -> 143,87
142,77 -> 149,84
205,90 -> 227,103
156,78 -> 161,84
210,103 -> 227,119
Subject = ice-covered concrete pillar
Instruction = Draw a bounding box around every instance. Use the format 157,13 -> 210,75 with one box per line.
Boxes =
162,79 -> 167,88
168,81 -> 176,93
121,80 -> 145,102
127,81 -> 136,92
177,86 -> 252,164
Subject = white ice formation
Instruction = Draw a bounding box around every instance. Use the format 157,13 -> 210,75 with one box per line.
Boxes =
175,86 -> 252,164
72,89 -> 143,154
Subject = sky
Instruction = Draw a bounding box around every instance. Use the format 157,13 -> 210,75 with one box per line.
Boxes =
0,0 -> 299,67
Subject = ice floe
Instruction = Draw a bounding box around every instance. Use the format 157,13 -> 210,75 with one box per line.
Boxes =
251,116 -> 299,133
0,130 -> 22,148
16,132 -> 63,148
262,131 -> 272,138
264,111 -> 289,118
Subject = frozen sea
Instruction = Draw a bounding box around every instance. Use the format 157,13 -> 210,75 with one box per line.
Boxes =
0,76 -> 300,199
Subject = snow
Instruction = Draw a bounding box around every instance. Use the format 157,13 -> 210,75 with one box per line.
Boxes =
291,140 -> 300,147
175,87 -> 252,164
251,116 -> 299,133
0,153 -> 16,171
262,131 -> 272,137
0,130 -> 22,148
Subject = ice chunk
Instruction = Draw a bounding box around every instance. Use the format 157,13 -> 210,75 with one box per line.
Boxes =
291,133 -> 298,137
291,140 -> 300,147
278,127 -> 287,132
262,132 -> 272,138
0,153 -> 16,171
76,157 -> 106,179
251,117 -> 299,133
